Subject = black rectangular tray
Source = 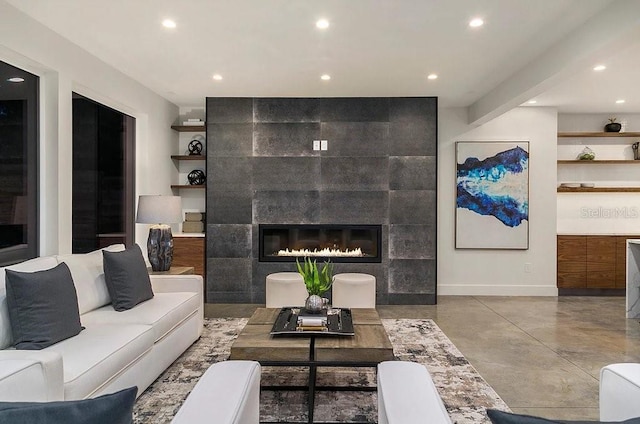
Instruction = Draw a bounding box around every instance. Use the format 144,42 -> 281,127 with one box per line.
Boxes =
270,307 -> 354,336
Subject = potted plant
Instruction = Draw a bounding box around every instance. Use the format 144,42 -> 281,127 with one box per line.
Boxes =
296,256 -> 334,312
604,117 -> 622,133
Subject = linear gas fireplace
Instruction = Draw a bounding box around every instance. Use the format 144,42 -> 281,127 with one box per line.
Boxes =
259,224 -> 382,263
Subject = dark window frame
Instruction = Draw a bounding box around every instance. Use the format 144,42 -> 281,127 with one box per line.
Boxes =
0,61 -> 39,266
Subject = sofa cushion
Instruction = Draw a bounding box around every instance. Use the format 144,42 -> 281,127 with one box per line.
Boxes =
81,292 -> 200,343
5,263 -> 83,350
0,257 -> 59,349
43,324 -> 154,400
56,244 -> 125,315
486,409 -> 640,424
103,245 -> 153,311
0,386 -> 136,424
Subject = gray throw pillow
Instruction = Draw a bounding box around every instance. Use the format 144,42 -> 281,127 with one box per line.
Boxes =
487,409 -> 640,424
103,244 -> 154,311
5,262 -> 83,350
0,386 -> 136,424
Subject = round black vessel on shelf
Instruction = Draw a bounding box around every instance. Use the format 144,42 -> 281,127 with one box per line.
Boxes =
604,122 -> 622,132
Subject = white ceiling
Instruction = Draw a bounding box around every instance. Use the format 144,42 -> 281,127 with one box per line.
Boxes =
6,0 -> 640,118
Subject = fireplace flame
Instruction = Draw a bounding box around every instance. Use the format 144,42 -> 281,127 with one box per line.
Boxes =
276,247 -> 364,257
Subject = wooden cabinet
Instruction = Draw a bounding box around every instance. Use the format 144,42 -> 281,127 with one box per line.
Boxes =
172,236 -> 205,278
557,235 -> 636,291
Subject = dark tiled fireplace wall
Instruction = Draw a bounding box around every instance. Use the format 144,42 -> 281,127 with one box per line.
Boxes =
206,97 -> 437,304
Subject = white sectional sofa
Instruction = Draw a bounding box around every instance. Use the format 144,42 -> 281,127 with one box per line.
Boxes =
0,245 -> 203,402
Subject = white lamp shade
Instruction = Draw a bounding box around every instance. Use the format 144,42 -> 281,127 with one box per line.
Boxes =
136,195 -> 182,224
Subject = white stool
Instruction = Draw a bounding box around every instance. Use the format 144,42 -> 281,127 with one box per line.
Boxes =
265,272 -> 308,308
332,273 -> 376,308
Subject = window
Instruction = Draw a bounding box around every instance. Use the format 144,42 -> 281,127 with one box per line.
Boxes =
0,61 -> 38,266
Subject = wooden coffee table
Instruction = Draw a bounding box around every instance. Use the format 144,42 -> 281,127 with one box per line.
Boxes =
230,308 -> 394,424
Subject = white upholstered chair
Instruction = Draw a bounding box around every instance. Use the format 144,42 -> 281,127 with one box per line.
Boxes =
600,363 -> 640,421
265,272 -> 308,308
331,273 -> 376,308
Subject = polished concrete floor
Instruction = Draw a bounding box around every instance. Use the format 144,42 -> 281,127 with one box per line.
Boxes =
205,296 -> 640,421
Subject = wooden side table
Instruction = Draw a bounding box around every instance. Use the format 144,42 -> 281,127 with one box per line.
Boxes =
147,266 -> 194,275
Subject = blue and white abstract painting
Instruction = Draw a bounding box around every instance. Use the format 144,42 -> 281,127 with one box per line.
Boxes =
456,142 -> 529,249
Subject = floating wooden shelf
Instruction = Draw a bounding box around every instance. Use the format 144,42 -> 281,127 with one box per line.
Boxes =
171,155 -> 206,161
171,125 -> 205,132
557,187 -> 640,193
171,184 -> 205,189
558,160 -> 640,164
558,132 -> 640,138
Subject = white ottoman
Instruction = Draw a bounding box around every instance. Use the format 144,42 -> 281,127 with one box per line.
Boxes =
332,273 -> 376,308
600,363 -> 640,421
172,361 -> 261,424
265,272 -> 308,308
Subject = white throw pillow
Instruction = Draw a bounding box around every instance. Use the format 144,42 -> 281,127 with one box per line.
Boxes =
56,244 -> 125,315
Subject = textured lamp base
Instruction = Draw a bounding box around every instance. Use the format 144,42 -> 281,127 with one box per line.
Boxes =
147,225 -> 174,272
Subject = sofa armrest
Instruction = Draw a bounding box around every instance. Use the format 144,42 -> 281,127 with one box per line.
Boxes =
150,275 -> 204,335
0,350 -> 64,401
600,363 -> 640,421
149,274 -> 203,296
171,361 -> 261,424
378,361 -> 452,424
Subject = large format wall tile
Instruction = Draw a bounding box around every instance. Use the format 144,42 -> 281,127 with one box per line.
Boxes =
206,258 -> 251,292
319,98 -> 389,122
321,122 -> 389,157
253,157 -> 321,191
389,156 -> 436,190
207,224 -> 252,258
320,191 -> 388,224
207,124 -> 253,157
389,259 -> 436,294
320,157 -> 388,191
389,190 -> 436,225
389,224 -> 435,259
207,98 -> 253,123
253,123 -> 321,156
206,97 -> 437,304
253,190 -> 320,224
208,157 -> 252,190
254,98 -> 320,123
207,190 -> 252,224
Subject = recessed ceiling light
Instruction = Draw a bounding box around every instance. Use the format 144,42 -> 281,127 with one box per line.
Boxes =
427,74 -> 438,80
212,74 -> 223,81
593,65 -> 606,71
162,19 -> 176,29
616,99 -> 626,104
469,18 -> 484,28
7,77 -> 24,83
320,74 -> 331,81
528,100 -> 537,104
316,19 -> 329,29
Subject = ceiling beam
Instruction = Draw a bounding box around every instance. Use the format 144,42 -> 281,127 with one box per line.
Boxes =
468,0 -> 640,126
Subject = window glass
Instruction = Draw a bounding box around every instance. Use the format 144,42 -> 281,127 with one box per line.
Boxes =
0,61 -> 38,265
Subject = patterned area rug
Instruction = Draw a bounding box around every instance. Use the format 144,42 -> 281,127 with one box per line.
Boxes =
133,318 -> 509,423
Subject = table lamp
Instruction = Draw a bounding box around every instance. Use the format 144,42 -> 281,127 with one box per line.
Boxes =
136,195 -> 182,271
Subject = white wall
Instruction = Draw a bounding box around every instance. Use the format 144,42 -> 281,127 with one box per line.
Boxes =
438,107 -> 558,296
0,1 -> 179,255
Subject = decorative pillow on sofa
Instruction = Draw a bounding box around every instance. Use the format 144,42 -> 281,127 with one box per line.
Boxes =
5,262 -> 84,350
487,409 -> 640,424
103,244 -> 154,311
0,386 -> 136,424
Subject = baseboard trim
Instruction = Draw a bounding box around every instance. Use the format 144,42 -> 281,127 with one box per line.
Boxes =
438,284 -> 558,296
